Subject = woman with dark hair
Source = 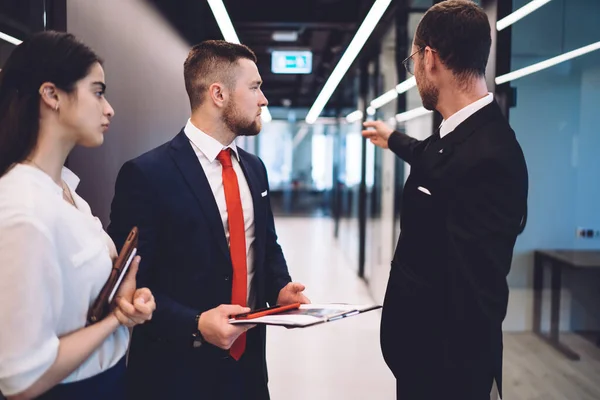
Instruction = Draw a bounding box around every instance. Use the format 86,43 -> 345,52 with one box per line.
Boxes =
0,31 -> 156,400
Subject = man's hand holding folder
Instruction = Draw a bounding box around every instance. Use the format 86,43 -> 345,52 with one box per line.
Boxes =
198,281 -> 310,350
199,305 -> 256,350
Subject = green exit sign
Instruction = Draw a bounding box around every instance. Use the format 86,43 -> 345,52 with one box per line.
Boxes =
272,51 -> 312,74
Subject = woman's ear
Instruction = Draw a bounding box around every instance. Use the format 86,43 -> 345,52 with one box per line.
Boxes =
39,82 -> 60,111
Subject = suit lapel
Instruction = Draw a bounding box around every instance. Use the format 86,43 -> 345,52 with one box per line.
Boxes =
168,130 -> 231,264
417,134 -> 454,174
237,151 -> 265,256
417,101 -> 502,173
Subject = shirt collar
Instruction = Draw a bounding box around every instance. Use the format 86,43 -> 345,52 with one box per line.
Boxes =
439,93 -> 494,138
61,166 -> 80,191
17,163 -> 80,196
183,119 -> 240,162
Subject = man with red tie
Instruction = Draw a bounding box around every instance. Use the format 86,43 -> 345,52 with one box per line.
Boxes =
107,40 -> 309,400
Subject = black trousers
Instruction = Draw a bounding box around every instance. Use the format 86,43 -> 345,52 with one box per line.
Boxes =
395,365 -> 494,400
37,356 -> 126,400
217,349 -> 270,400
125,327 -> 269,400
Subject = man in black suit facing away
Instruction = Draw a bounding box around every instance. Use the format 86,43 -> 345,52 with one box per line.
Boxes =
108,41 -> 309,400
363,1 -> 528,399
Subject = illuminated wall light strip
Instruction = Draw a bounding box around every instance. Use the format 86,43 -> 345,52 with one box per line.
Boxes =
369,77 -> 417,110
370,89 -> 398,109
395,76 -> 417,94
497,0 -> 552,31
347,76 -> 417,124
395,107 -> 432,123
305,0 -> 393,124
346,110 -> 363,123
0,31 -> 22,46
496,41 -> 600,85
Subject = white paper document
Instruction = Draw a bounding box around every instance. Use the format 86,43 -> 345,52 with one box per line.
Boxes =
229,303 -> 381,328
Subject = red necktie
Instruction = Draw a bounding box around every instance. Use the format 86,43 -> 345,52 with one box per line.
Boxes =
216,149 -> 247,360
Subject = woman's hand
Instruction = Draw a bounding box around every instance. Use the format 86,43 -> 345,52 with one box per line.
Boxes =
112,256 -> 156,327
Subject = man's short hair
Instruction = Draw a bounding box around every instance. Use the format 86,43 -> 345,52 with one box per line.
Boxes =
415,0 -> 491,81
183,40 -> 257,110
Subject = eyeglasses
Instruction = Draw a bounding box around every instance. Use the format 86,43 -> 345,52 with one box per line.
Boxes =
402,47 -> 436,76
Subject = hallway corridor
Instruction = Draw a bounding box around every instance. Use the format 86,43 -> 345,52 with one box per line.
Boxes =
266,217 -> 396,399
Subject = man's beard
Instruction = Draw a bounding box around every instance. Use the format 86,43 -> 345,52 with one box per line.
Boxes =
416,68 -> 439,111
223,100 -> 261,137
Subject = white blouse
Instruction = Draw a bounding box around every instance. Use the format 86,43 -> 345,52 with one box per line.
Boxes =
0,164 -> 129,396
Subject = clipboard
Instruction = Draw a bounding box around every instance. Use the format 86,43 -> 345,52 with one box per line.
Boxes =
229,303 -> 382,329
87,226 -> 139,324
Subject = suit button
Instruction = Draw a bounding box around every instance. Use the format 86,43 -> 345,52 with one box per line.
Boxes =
224,275 -> 230,281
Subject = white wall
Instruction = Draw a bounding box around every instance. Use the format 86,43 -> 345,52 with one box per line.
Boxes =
67,0 -> 192,226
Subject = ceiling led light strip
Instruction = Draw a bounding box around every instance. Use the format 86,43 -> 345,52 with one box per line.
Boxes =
207,0 -> 272,122
305,0 -> 393,124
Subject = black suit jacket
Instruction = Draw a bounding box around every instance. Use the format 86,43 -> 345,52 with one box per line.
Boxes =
107,130 -> 291,400
380,102 -> 528,399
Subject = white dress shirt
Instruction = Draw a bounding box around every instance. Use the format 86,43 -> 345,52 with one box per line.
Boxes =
184,119 -> 256,308
439,93 -> 494,138
0,164 -> 129,396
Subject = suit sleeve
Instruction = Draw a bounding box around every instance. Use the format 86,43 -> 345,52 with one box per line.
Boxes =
387,131 -> 423,165
108,161 -> 197,349
259,160 -> 292,305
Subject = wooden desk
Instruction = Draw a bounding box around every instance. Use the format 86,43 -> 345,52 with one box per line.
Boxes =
533,250 -> 600,360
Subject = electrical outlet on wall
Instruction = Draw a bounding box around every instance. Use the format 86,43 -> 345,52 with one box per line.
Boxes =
576,227 -> 600,239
